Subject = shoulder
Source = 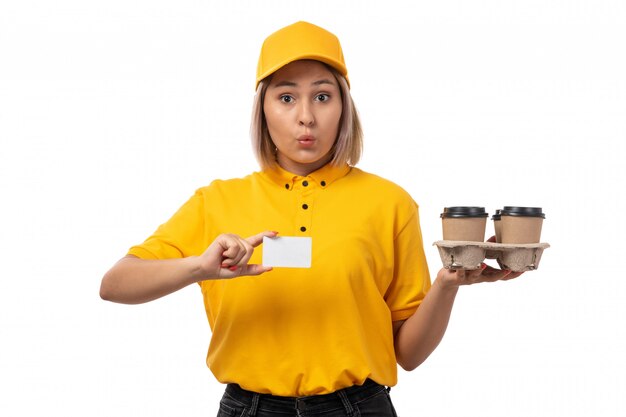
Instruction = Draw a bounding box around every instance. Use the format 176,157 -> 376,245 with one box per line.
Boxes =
346,167 -> 418,208
194,172 -> 260,196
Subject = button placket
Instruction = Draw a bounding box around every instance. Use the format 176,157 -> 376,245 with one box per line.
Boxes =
295,179 -> 315,235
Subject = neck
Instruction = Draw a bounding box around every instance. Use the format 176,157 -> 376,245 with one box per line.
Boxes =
276,154 -> 334,176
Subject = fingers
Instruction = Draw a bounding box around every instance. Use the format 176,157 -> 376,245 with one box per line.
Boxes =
503,270 -> 525,280
478,264 -> 512,282
246,230 -> 278,247
446,263 -> 522,286
455,264 -> 489,284
220,236 -> 252,267
222,231 -> 278,267
212,231 -> 277,278
218,264 -> 273,279
241,264 -> 273,276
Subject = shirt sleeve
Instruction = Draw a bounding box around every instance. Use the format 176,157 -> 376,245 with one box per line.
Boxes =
127,188 -> 208,260
384,203 -> 432,321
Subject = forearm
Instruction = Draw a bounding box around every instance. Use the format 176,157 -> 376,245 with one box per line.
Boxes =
100,256 -> 204,304
394,277 -> 459,371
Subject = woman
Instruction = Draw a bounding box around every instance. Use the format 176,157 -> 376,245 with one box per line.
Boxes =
100,21 -> 522,416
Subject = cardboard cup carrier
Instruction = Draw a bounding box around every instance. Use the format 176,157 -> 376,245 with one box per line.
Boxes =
436,206 -> 549,271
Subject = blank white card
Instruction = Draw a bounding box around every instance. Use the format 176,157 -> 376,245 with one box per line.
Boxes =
262,236 -> 312,268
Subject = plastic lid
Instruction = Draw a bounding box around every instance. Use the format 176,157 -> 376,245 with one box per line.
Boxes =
491,209 -> 501,220
501,206 -> 545,218
440,206 -> 488,218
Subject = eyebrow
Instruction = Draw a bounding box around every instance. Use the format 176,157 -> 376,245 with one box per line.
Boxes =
271,79 -> 337,88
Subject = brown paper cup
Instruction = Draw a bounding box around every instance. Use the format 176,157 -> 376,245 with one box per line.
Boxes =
442,217 -> 487,241
494,219 -> 502,243
500,207 -> 545,244
492,209 -> 502,243
500,216 -> 543,243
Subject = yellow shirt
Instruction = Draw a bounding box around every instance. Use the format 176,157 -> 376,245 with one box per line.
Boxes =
128,163 -> 431,396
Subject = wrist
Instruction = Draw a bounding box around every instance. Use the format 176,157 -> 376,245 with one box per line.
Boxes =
434,269 -> 461,294
184,256 -> 209,283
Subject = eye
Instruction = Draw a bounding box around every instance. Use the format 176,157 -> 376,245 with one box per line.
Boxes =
315,94 -> 330,102
280,95 -> 294,103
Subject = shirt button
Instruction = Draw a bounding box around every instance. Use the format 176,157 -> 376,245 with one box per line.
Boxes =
321,181 -> 326,187
300,226 -> 307,232
302,180 -> 309,187
302,204 -> 308,210
285,184 -> 290,189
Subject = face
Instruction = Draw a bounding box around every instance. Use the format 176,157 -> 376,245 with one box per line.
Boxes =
263,60 -> 342,176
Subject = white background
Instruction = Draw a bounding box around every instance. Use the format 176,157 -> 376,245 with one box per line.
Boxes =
1,1 -> 625,416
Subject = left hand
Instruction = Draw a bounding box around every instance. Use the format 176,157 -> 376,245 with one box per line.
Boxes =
437,264 -> 524,289
436,235 -> 525,289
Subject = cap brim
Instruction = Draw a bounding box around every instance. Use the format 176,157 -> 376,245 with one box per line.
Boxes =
256,54 -> 349,89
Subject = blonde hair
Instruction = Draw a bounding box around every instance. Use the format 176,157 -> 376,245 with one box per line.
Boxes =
250,64 -> 363,170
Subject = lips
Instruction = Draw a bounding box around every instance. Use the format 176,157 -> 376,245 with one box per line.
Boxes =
297,135 -> 316,148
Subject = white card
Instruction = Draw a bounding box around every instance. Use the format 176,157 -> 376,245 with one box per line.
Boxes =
262,236 -> 312,268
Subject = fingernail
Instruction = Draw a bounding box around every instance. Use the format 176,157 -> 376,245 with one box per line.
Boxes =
481,263 -> 487,270
229,266 -> 238,271
221,263 -> 229,268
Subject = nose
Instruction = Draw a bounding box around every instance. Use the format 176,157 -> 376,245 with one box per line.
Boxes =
298,102 -> 315,127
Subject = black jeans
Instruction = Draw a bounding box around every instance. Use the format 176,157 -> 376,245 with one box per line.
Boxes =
216,379 -> 398,416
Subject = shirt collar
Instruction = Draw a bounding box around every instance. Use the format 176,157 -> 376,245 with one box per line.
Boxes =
261,163 -> 351,190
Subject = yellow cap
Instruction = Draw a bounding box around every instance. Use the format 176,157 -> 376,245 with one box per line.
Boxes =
256,21 -> 349,89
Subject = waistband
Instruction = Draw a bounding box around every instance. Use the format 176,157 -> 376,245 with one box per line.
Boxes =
224,379 -> 388,415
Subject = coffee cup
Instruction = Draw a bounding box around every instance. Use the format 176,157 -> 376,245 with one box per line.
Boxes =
500,206 -> 545,244
441,207 -> 488,241
492,209 -> 502,243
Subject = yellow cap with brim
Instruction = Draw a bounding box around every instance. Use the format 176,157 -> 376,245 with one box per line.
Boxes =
256,21 -> 349,90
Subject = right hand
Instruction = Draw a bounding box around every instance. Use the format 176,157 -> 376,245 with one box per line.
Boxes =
198,231 -> 278,280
